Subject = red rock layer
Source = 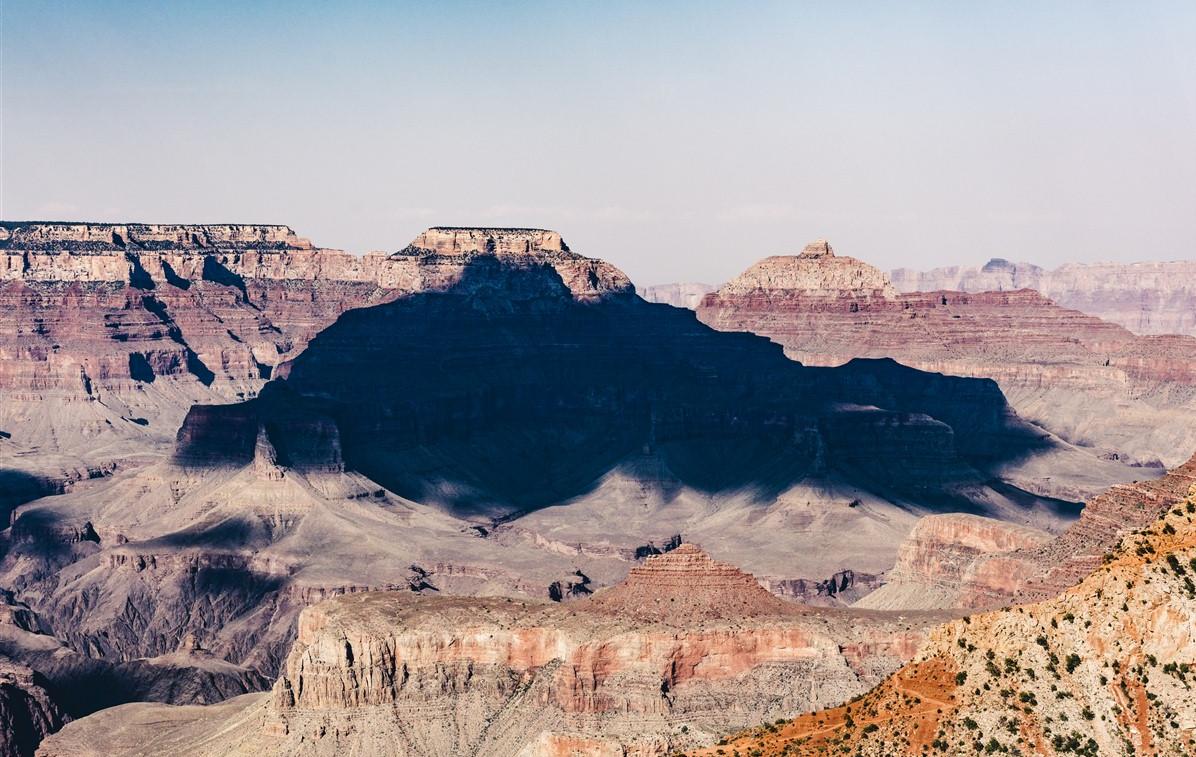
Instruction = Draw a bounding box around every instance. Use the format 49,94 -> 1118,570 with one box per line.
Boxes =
697,245 -> 1196,467
701,485 -> 1196,757
586,543 -> 796,622
1007,452 -> 1196,602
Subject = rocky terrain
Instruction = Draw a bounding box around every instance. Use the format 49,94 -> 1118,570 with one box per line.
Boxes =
0,660 -> 66,757
892,256 -> 1196,337
38,544 -> 948,756
697,240 -> 1196,470
700,476 -> 1196,756
860,452 -> 1196,612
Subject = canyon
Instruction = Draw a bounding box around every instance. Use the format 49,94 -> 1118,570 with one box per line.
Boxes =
696,240 -> 1196,471
0,223 -> 628,517
1,226 -> 1081,704
1,222 -> 1189,756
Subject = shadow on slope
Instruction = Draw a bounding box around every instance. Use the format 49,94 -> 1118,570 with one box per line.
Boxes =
173,257 -> 1057,520
0,470 -> 61,530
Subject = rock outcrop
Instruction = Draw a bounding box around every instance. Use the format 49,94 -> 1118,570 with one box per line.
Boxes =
584,543 -> 794,621
719,240 -> 896,298
858,453 -> 1196,611
698,241 -> 1196,469
854,514 -> 1051,610
759,570 -> 884,607
0,660 -> 66,757
39,545 -> 946,756
702,482 -> 1196,757
892,257 -> 1196,337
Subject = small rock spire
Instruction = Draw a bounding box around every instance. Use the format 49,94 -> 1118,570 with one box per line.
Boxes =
253,425 -> 286,481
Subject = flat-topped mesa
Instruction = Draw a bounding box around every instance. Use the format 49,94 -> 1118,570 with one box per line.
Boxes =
586,543 -> 795,622
0,221 -> 349,284
392,226 -> 635,300
0,222 -> 313,252
717,239 -> 898,298
396,226 -> 570,258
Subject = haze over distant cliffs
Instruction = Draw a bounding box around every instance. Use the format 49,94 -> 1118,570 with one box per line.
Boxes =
697,240 -> 1196,471
891,257 -> 1196,337
640,282 -> 715,309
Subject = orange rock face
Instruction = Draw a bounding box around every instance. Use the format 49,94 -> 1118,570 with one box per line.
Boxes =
856,514 -> 1051,610
702,484 -> 1196,757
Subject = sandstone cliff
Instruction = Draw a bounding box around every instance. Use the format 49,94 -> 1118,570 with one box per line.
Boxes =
698,241 -> 1196,469
892,256 -> 1196,337
38,545 -> 945,756
854,513 -> 1051,611
701,480 -> 1196,757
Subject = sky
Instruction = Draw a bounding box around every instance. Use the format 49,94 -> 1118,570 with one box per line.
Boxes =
2,1 -> 1194,285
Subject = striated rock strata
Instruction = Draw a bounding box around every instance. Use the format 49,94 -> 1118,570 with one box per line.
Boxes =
38,545 -> 947,756
854,514 -> 1051,610
0,222 -> 631,507
865,449 -> 1196,612
864,452 -> 1196,611
702,481 -> 1196,757
698,241 -> 1196,469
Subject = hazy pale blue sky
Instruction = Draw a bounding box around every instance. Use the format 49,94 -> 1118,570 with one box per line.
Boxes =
2,1 -> 1194,284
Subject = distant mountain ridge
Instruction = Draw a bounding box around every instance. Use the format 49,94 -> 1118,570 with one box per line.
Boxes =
892,257 -> 1196,337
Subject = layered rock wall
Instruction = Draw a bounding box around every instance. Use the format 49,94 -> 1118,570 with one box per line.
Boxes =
38,547 -> 944,756
0,661 -> 67,757
706,487 -> 1196,756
